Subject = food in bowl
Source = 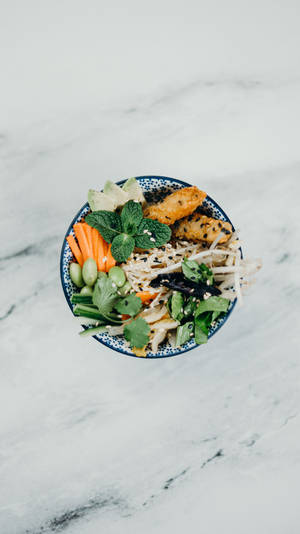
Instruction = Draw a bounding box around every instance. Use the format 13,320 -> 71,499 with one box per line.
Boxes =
64,178 -> 261,357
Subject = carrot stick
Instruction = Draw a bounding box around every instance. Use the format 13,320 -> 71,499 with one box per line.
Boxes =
82,223 -> 94,260
97,235 -> 107,272
73,223 -> 92,263
106,244 -> 116,272
66,235 -> 83,267
91,228 -> 100,265
135,291 -> 159,303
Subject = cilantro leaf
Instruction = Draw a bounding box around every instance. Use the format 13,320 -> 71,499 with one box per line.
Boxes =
121,200 -> 143,235
111,234 -> 135,262
92,276 -> 119,316
86,211 -> 122,243
124,317 -> 150,348
135,219 -> 171,249
194,296 -> 230,318
175,322 -> 194,347
115,294 -> 142,317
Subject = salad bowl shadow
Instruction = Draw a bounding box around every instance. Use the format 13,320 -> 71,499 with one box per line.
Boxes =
60,176 -> 237,358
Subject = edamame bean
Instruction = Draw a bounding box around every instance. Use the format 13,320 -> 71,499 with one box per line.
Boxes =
82,258 -> 98,287
117,281 -> 131,296
108,266 -> 126,287
80,285 -> 94,296
69,262 -> 85,288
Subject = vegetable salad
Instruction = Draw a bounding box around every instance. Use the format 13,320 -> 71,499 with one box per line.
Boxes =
66,178 -> 261,356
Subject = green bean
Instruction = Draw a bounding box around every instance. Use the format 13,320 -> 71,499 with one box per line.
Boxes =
82,258 -> 98,287
80,285 -> 94,296
108,266 -> 126,287
69,262 -> 85,288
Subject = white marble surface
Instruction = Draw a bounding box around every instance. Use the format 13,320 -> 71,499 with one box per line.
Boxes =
1,2 -> 300,533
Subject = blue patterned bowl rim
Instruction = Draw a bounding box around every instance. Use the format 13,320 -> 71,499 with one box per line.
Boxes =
60,176 -> 238,358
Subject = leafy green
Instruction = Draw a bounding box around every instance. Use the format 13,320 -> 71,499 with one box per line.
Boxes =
87,201 -> 171,263
199,263 -> 214,285
115,294 -> 142,317
183,296 -> 198,318
175,322 -> 194,347
121,200 -> 143,235
194,323 -> 208,344
182,258 -> 202,282
212,310 -> 222,322
170,291 -> 184,320
92,276 -> 119,316
86,211 -> 122,243
135,219 -> 171,249
194,296 -> 230,317
110,234 -> 135,262
124,317 -> 150,348
182,258 -> 214,285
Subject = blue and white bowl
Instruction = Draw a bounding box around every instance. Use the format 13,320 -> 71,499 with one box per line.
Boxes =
60,176 -> 237,358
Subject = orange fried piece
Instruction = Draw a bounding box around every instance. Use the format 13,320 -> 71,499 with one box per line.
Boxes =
173,213 -> 232,244
143,186 -> 206,225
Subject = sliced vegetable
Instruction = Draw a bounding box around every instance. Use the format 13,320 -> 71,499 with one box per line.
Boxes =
79,325 -> 108,337
82,258 -> 98,287
91,227 -> 100,264
88,189 -> 116,212
135,291 -> 158,303
97,235 -> 107,272
73,304 -> 107,321
69,262 -> 85,288
71,294 -> 94,305
73,223 -> 93,263
122,177 -> 146,204
67,235 -> 83,267
150,272 -> 221,299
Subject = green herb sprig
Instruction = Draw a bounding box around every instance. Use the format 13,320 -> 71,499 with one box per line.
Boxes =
86,200 -> 171,262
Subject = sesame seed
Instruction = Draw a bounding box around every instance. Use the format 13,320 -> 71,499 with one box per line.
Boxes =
103,256 -> 107,262
184,310 -> 188,315
190,288 -> 195,293
192,297 -> 196,302
203,292 -> 210,300
143,229 -> 148,234
190,333 -> 194,337
180,308 -> 184,313
150,237 -> 155,242
112,282 -> 116,288
206,280 -> 210,285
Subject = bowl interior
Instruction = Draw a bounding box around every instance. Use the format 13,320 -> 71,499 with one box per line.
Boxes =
60,176 -> 236,358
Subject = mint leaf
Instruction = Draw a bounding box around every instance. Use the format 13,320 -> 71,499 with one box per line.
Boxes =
92,276 -> 119,316
111,234 -> 135,262
86,211 -> 122,243
124,317 -> 150,348
170,291 -> 183,320
135,219 -> 171,249
121,200 -> 143,235
175,322 -> 194,347
194,296 -> 230,318
115,294 -> 142,317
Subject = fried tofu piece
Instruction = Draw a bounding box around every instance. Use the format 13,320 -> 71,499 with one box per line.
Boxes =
173,213 -> 232,244
143,186 -> 206,225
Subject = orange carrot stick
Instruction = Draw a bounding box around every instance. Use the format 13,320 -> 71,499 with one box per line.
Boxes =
91,228 -> 100,265
66,235 -> 83,267
97,235 -> 107,272
135,291 -> 159,303
73,223 -> 92,263
82,223 -> 94,260
106,244 -> 116,272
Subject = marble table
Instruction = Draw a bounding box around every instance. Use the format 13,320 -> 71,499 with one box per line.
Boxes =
1,2 -> 300,533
